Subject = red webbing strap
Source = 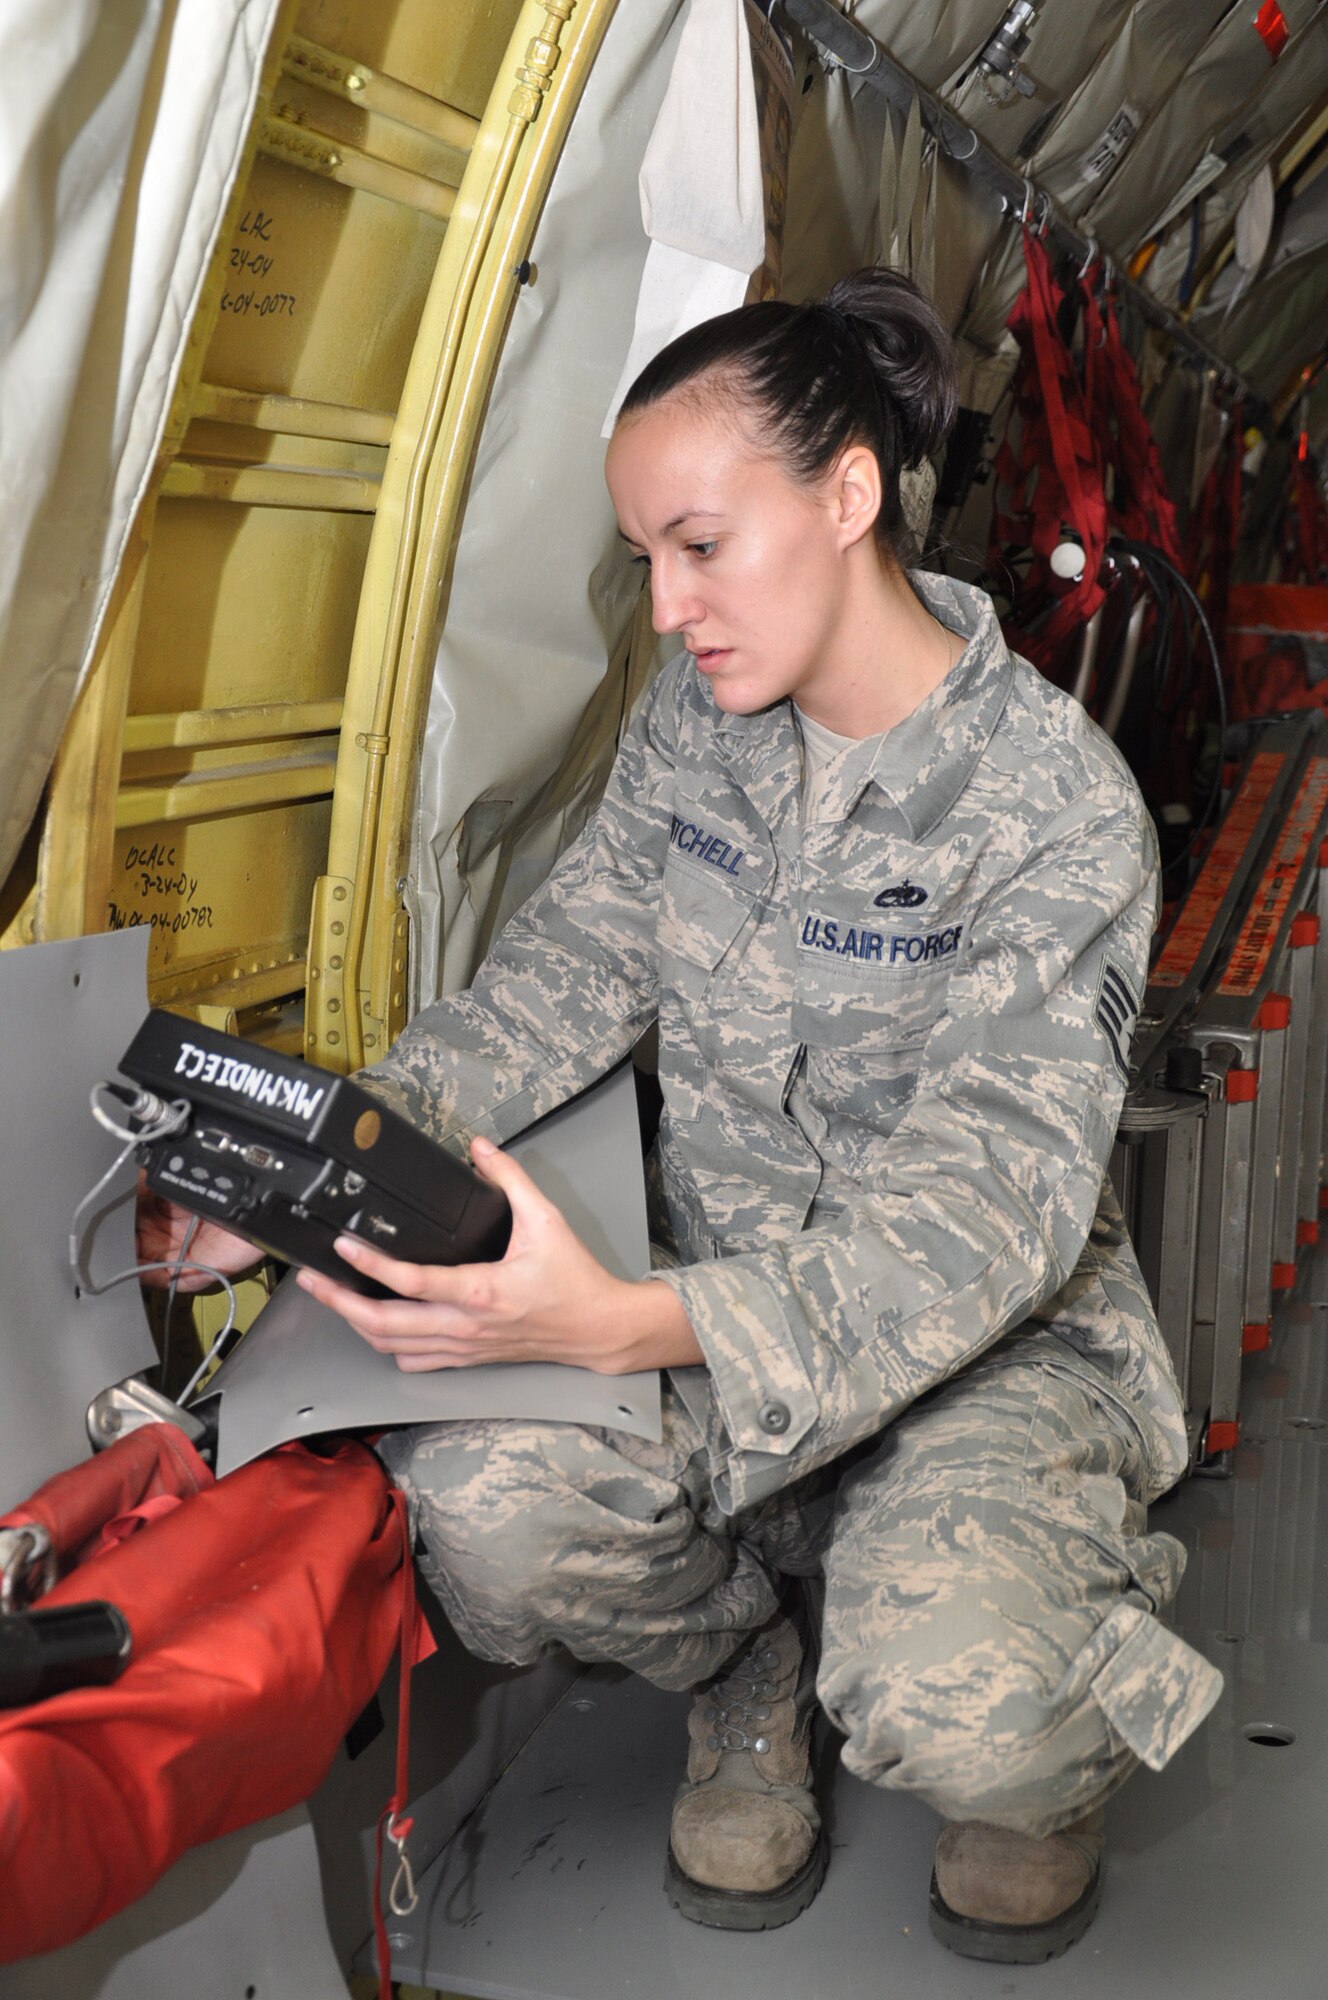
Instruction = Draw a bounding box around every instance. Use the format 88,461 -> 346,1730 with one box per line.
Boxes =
989,231 -> 1108,678
373,1488 -> 421,2000
1188,398 -> 1245,664
1284,456 -> 1328,584
1092,281 -> 1183,566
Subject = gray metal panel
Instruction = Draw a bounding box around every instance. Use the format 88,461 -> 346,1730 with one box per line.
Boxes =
1244,1018 -> 1290,1334
0,930 -> 157,1512
1152,1107 -> 1206,1396
1297,864 -> 1328,1233
1272,924 -> 1315,1268
210,1061 -> 661,1475
373,1255 -> 1328,2000
1,1807 -> 346,2000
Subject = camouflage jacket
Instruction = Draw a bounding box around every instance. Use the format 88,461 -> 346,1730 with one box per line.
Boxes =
366,575 -> 1189,1513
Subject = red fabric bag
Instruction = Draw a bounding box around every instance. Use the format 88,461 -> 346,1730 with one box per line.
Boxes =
0,1423 -> 428,1965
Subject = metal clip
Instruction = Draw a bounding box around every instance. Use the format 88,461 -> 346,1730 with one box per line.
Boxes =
0,1524 -> 57,1614
86,1376 -> 212,1456
386,1812 -> 419,1917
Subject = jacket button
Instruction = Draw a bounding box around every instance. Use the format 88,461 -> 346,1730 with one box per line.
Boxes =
758,1400 -> 791,1436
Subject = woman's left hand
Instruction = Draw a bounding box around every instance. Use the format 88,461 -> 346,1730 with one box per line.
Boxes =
294,1135 -> 700,1375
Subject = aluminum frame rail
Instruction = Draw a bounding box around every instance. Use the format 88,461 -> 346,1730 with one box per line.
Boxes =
1114,714 -> 1328,1467
1112,718 -> 1319,1458
782,0 -> 1262,406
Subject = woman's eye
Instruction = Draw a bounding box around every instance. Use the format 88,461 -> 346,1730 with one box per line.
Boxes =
689,541 -> 718,559
629,552 -> 651,569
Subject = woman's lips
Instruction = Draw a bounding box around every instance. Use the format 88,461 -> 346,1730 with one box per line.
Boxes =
693,647 -> 731,671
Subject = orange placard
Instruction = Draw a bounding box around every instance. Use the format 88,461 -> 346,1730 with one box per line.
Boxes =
1151,752 -> 1284,988
1219,758 -> 1328,997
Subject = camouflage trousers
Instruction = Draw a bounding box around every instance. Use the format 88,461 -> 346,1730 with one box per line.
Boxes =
378,1340 -> 1221,1840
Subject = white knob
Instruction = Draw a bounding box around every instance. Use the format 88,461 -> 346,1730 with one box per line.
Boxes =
1050,540 -> 1087,581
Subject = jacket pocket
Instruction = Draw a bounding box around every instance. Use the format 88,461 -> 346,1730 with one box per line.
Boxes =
658,857 -> 759,1123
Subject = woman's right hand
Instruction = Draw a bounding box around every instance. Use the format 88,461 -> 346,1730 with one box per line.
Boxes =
135,1172 -> 263,1292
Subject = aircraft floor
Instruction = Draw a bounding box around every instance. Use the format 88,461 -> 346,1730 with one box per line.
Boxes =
382,1256 -> 1328,2000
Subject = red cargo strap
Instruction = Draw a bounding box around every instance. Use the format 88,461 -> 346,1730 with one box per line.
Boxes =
989,230 -> 1109,677
1282,455 -> 1328,584
1188,395 -> 1246,664
374,1486 -> 421,2000
1081,277 -> 1183,566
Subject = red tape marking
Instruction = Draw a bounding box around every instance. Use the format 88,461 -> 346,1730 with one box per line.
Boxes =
1254,2 -> 1290,60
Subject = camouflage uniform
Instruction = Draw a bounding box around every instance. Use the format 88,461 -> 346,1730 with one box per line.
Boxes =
369,574 -> 1222,1835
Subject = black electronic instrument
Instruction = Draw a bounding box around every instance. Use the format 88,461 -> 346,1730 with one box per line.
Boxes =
115,1010 -> 511,1297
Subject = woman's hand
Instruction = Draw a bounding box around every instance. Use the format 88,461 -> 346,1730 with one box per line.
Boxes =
135,1173 -> 264,1291
294,1136 -> 703,1375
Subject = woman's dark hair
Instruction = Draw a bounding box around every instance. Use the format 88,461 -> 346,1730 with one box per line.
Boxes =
617,267 -> 958,558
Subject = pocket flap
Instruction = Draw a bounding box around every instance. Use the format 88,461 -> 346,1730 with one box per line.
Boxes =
1086,1601 -> 1224,1772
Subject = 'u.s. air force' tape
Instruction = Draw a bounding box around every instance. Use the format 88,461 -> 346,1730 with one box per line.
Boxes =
800,916 -> 963,966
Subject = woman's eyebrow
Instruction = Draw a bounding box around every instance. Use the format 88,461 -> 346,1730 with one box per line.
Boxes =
617,509 -> 724,543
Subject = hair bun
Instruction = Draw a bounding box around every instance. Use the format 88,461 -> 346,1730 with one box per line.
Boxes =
821,269 -> 957,469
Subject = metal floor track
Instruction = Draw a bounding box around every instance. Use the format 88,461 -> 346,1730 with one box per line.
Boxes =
382,1257 -> 1328,2000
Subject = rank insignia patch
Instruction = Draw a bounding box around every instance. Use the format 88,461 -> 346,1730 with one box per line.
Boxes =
1095,961 -> 1140,1080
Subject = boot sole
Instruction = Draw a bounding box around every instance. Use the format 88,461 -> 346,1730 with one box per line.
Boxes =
927,1860 -> 1102,1965
665,1828 -> 829,1932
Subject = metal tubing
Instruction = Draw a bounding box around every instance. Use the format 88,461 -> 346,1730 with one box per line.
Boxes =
1101,584 -> 1149,739
1069,601 -> 1105,709
783,0 -> 1260,403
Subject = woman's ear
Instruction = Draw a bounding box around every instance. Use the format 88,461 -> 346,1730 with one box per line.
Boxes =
831,443 -> 883,551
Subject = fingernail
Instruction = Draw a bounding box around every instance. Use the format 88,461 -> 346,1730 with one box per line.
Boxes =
334,1235 -> 362,1257
471,1135 -> 494,1155
296,1270 -> 314,1291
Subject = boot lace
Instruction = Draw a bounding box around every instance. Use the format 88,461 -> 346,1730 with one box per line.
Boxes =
705,1641 -> 780,1755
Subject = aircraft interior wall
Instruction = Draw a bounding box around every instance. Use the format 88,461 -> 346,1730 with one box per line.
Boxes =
1,0 -> 1327,1992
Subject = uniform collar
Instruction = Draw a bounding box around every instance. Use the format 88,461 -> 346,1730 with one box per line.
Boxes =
711,576 -> 1013,841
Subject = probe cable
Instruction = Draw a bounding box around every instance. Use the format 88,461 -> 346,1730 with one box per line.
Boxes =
69,1084 -> 241,1403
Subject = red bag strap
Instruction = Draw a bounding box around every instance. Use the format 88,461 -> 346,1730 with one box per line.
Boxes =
2,1423 -> 213,1578
372,1486 -> 421,2000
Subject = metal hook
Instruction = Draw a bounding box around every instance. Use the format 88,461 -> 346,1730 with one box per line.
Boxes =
386,1813 -> 419,1918
1021,178 -> 1035,227
947,122 -> 979,162
1077,235 -> 1098,283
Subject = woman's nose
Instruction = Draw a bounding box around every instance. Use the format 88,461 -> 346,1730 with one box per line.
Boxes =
647,557 -> 699,637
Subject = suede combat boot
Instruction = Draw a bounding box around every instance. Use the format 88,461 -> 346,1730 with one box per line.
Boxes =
929,1809 -> 1106,1963
665,1606 -> 827,1931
